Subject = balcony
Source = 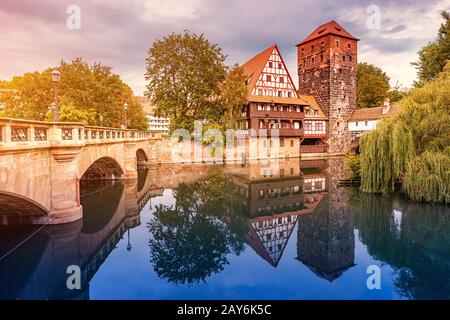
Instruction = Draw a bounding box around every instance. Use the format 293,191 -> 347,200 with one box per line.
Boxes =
300,144 -> 328,153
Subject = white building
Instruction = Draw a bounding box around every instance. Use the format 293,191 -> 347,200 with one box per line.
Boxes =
146,115 -> 170,133
348,99 -> 397,141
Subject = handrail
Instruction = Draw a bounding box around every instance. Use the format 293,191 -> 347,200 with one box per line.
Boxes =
0,117 -> 159,151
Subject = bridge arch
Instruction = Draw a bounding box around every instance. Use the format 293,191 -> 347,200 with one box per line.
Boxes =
81,156 -> 125,181
136,148 -> 148,169
0,191 -> 49,223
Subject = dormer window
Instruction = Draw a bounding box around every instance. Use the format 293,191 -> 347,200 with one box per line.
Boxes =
301,48 -> 304,55
311,45 -> 315,52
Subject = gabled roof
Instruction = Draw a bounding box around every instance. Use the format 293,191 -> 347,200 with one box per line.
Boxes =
349,104 -> 398,121
242,45 -> 276,96
296,20 -> 359,46
300,95 -> 328,119
241,44 -> 305,105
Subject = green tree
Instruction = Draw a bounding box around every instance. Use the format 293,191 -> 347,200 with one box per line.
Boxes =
219,64 -> 248,129
412,11 -> 450,87
357,62 -> 390,109
144,31 -> 228,131
0,58 -> 148,129
359,61 -> 450,203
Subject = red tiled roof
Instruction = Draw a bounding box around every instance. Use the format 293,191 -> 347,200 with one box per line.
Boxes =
296,20 -> 359,46
241,45 -> 277,97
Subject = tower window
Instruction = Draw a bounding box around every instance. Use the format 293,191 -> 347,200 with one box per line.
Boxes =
336,40 -> 339,47
301,48 -> 304,55
311,45 -> 315,52
348,44 -> 351,49
349,56 -> 352,62
320,54 -> 323,62
343,56 -> 346,62
321,41 -> 324,47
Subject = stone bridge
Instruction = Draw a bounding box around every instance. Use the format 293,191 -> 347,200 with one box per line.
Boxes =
0,117 -> 161,224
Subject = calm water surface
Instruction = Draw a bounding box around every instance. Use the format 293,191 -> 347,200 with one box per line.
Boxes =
0,158 -> 449,300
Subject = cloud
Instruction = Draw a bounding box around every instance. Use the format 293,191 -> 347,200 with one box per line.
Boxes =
1,0 -> 449,94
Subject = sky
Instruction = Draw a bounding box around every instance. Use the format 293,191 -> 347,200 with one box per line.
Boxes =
1,0 -> 449,95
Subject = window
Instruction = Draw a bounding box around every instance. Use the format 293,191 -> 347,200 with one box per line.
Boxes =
266,75 -> 271,82
259,120 -> 265,128
296,106 -> 300,112
278,63 -> 282,69
278,91 -> 282,97
288,106 -> 292,112
311,45 -> 314,51
336,40 -> 340,47
317,122 -> 323,131
349,56 -> 352,62
320,54 -> 323,62
257,104 -> 263,111
321,41 -> 324,47
288,91 -> 292,98
365,121 -> 368,126
280,76 -> 284,83
301,48 -> 304,55
343,56 -> 346,62
273,106 -> 278,111
258,89 -> 263,96
268,62 -> 273,68
268,89 -> 273,96
280,138 -> 284,147
291,140 -> 294,147
348,43 -> 351,49
314,110 -> 318,116
355,122 -> 358,127
312,57 -> 315,63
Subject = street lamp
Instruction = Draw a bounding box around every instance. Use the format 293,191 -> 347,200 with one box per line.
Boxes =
123,103 -> 128,129
127,229 -> 132,252
99,114 -> 104,127
50,70 -> 62,122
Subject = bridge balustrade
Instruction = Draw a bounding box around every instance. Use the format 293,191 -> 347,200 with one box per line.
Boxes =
0,117 -> 157,151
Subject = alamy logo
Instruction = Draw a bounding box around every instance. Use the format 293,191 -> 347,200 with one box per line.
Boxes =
66,5 -> 81,30
66,265 -> 81,290
366,265 -> 381,290
366,4 -> 381,30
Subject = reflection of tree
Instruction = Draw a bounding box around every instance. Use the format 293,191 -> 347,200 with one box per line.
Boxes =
351,191 -> 450,299
148,171 -> 248,285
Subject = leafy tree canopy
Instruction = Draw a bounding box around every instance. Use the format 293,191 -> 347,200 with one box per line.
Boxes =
412,11 -> 450,87
356,62 -> 390,109
145,31 -> 247,132
0,58 -> 147,129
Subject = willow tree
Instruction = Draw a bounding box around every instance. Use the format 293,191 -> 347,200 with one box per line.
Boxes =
360,62 -> 450,204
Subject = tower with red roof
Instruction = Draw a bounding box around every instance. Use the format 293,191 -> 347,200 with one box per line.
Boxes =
297,20 -> 359,154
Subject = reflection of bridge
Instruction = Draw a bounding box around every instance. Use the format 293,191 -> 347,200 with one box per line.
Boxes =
0,118 -> 161,224
0,168 -> 159,299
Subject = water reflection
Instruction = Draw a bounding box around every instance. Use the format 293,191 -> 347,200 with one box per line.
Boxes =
0,158 -> 449,299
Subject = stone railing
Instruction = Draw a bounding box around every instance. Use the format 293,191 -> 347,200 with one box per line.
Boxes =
0,117 -> 160,152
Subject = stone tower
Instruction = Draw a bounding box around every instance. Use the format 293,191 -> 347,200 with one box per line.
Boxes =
297,20 -> 358,154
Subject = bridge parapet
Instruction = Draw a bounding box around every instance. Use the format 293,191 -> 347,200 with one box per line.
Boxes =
0,117 -> 160,152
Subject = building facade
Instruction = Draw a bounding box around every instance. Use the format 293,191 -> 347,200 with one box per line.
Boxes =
239,45 -> 306,158
297,20 -> 359,154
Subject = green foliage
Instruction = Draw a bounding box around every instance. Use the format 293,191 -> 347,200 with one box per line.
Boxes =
350,191 -> 450,299
346,155 -> 361,179
412,11 -> 450,87
357,62 -> 390,109
360,62 -> 450,203
144,31 -> 247,132
219,64 -> 248,129
147,171 -> 248,285
0,58 -> 147,129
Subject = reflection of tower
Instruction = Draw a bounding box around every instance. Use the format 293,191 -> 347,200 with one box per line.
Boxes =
296,158 -> 355,281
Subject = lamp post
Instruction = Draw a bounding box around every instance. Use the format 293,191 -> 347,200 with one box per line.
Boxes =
123,103 -> 128,129
50,70 -> 62,122
99,114 -> 104,127
127,229 -> 132,252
